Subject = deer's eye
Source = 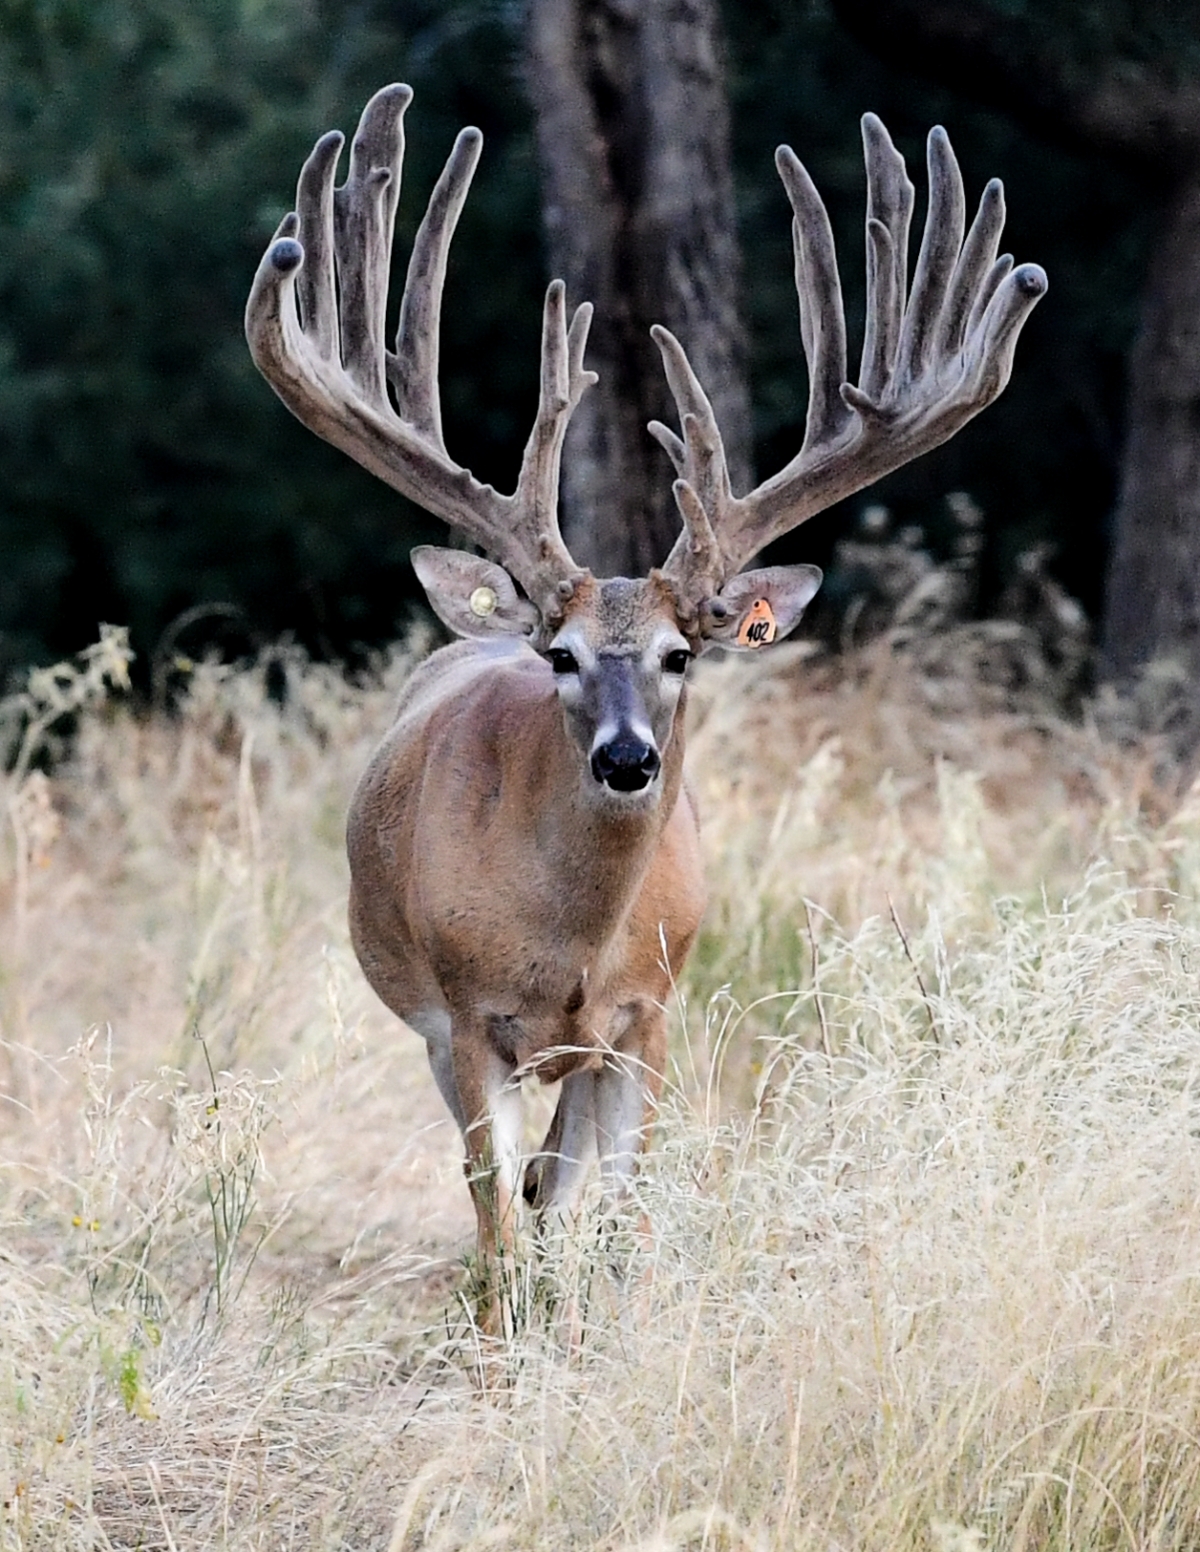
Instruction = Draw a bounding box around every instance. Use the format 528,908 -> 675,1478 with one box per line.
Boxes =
548,648 -> 580,676
663,649 -> 692,676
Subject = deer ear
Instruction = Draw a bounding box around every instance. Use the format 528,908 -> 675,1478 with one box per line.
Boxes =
700,564 -> 823,651
411,547 -> 539,640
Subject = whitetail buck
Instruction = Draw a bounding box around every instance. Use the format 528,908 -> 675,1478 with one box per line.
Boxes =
246,84 -> 1045,1319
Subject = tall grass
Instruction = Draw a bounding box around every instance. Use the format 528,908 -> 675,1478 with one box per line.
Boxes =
2,631 -> 1199,1548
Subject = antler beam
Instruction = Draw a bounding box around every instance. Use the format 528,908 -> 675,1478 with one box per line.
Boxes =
245,85 -> 595,620
655,114 -> 1047,604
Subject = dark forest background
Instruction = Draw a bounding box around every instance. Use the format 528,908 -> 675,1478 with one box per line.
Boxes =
0,0 -> 1173,686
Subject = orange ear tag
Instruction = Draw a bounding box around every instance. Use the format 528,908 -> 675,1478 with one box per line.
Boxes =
736,597 -> 777,648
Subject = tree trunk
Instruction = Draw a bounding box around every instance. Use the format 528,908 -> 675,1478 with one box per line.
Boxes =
1102,166 -> 1200,686
526,0 -> 751,576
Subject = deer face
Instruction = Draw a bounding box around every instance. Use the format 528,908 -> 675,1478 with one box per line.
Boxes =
410,554 -> 693,804
545,576 -> 692,801
410,547 -> 828,805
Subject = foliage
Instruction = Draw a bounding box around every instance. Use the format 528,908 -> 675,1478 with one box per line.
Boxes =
0,0 -> 542,674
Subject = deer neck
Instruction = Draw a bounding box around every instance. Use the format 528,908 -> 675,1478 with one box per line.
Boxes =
524,692 -> 688,940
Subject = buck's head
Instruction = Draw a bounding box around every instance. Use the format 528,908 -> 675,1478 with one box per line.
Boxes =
410,545 -> 823,804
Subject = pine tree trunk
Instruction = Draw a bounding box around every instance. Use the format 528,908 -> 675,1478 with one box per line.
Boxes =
526,0 -> 751,576
1102,167 -> 1200,686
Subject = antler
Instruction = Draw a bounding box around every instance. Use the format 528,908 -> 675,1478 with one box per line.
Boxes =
654,114 -> 1048,606
245,85 -> 596,619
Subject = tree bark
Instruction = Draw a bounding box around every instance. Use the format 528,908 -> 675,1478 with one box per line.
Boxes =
1102,168 -> 1200,681
526,0 -> 751,576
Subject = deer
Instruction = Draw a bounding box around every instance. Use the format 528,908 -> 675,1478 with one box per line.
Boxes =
245,84 -> 1045,1327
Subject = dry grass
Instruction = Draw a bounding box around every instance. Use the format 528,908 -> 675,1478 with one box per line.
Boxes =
2,629 -> 1200,1549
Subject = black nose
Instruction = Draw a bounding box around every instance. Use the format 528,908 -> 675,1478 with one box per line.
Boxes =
591,736 -> 661,792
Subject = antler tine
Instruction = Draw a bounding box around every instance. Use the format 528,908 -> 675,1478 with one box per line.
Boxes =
894,125 -> 965,385
859,114 -> 914,402
247,87 -> 595,619
334,84 -> 410,406
775,146 -> 851,455
938,176 -> 1005,360
665,476 -> 724,613
508,281 -> 596,612
648,326 -> 729,509
966,251 -> 1014,341
970,256 -> 1048,400
389,126 -> 483,449
294,129 -> 344,363
651,114 -> 1047,606
650,326 -> 736,600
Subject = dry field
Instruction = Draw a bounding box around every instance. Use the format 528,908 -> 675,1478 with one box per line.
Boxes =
2,624 -> 1200,1550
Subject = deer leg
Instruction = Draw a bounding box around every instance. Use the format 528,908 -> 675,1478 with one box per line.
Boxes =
527,1069 -> 598,1225
521,1099 -> 559,1209
451,1020 -> 524,1333
524,1069 -> 597,1356
589,999 -> 667,1327
522,1078 -> 564,1209
595,997 -> 667,1209
407,1008 -> 468,1131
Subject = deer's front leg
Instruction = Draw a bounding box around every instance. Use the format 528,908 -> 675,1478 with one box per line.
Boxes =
528,1068 -> 598,1227
595,997 -> 667,1208
451,1016 -> 524,1331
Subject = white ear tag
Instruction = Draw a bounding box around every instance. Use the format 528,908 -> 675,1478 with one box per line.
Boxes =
469,586 -> 498,618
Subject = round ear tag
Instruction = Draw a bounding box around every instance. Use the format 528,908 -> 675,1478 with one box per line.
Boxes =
736,597 -> 777,648
469,585 -> 498,618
